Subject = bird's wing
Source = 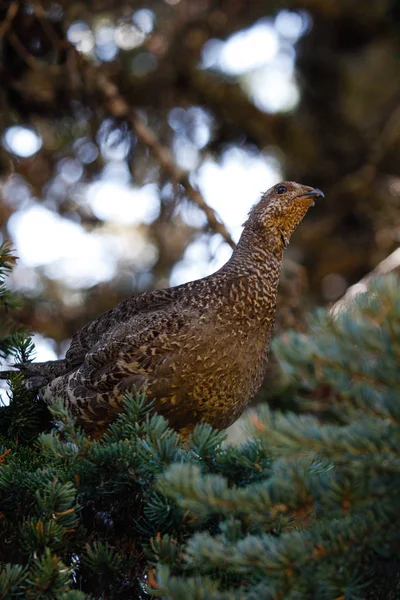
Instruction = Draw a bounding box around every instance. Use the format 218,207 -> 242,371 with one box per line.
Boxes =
54,306 -> 195,422
65,287 -> 180,370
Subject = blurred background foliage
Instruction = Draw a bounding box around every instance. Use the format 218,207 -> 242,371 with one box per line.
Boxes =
1,0 -> 400,365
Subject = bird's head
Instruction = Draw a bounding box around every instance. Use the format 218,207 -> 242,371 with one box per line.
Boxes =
246,181 -> 324,249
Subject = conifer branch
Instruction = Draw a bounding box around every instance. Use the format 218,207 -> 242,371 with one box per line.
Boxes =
94,73 -> 236,250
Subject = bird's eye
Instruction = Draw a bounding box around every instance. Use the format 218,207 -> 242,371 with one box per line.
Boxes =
276,185 -> 287,195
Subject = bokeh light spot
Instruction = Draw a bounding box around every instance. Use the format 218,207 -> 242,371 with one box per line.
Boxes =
202,21 -> 278,75
115,23 -> 145,50
87,181 -> 160,225
67,21 -> 94,54
274,10 -> 308,41
132,9 -> 154,34
3,126 -> 42,158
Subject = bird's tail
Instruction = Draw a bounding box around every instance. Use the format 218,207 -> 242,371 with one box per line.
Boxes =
0,359 -> 68,389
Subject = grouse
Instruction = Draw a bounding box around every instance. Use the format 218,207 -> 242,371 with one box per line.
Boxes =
8,181 -> 324,437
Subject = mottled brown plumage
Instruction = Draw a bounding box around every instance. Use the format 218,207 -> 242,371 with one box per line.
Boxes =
15,181 -> 323,437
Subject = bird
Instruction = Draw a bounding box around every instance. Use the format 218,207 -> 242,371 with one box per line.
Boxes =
7,181 -> 324,438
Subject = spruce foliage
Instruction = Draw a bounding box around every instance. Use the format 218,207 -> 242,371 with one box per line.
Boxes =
1,243 -> 400,599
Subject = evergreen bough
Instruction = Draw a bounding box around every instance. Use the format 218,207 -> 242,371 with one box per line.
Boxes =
0,243 -> 399,599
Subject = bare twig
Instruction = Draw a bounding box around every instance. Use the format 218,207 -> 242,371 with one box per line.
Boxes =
33,1 -> 65,49
0,0 -> 19,42
7,31 -> 42,70
95,73 -> 236,250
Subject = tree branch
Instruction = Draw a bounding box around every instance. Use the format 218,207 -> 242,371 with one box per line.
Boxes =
95,73 -> 236,250
0,1 -> 19,42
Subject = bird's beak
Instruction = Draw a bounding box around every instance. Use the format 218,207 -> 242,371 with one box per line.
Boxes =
298,188 -> 325,199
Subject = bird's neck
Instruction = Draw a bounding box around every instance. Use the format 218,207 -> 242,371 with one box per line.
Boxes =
225,222 -> 284,278
216,222 -> 285,332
